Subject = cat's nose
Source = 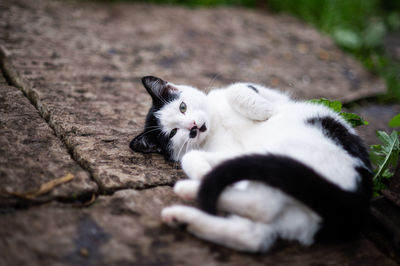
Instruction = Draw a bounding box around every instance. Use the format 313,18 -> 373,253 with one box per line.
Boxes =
188,121 -> 197,130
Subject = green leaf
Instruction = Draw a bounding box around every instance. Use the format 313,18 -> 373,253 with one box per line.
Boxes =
373,177 -> 388,197
372,130 -> 400,181
308,98 -> 367,128
377,131 -> 393,146
387,13 -> 400,31
308,98 -> 342,113
333,28 -> 362,49
371,130 -> 400,197
382,168 -> 394,179
370,146 -> 384,165
340,112 -> 368,127
363,21 -> 386,48
370,144 -> 383,153
389,113 -> 400,128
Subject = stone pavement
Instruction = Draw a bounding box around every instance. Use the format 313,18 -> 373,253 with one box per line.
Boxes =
0,81 -> 97,206
0,0 -> 398,265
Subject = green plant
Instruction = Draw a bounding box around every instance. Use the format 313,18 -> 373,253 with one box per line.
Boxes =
370,115 -> 400,196
308,98 -> 367,127
310,98 -> 400,197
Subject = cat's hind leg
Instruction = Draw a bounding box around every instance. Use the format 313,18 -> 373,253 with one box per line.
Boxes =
173,180 -> 286,224
217,183 -> 287,223
161,205 -> 277,252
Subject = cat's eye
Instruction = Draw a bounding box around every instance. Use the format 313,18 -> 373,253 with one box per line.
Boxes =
179,102 -> 187,114
170,128 -> 178,138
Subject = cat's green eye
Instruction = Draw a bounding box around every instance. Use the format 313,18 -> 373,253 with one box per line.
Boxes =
179,102 -> 187,114
170,128 -> 178,138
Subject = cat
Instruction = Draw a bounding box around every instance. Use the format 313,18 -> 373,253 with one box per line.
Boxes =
130,76 -> 372,252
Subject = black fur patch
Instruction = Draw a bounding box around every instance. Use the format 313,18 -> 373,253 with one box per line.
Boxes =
130,106 -> 173,159
197,154 -> 372,240
247,85 -> 258,93
130,79 -> 179,161
307,116 -> 371,169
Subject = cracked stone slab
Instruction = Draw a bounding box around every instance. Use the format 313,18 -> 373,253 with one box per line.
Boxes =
0,186 -> 396,266
0,81 -> 98,205
0,0 -> 385,191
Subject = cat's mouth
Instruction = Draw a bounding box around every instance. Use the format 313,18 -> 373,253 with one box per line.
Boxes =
189,123 -> 207,139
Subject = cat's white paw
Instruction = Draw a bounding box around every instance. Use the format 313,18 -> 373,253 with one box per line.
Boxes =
161,205 -> 200,227
161,206 -> 181,227
173,180 -> 200,201
181,151 -> 211,180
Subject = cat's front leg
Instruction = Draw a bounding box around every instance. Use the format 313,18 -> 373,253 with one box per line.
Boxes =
181,151 -> 212,180
180,150 -> 229,180
176,151 -> 231,200
176,151 -> 214,201
226,83 -> 289,121
173,179 -> 200,201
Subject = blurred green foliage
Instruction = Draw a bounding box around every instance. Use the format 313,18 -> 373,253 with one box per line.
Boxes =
266,0 -> 400,103
91,0 -> 400,102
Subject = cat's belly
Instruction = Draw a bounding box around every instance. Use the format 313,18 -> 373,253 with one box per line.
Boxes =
216,118 -> 360,191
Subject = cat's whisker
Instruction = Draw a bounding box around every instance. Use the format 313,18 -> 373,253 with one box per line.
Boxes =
176,138 -> 190,161
185,139 -> 191,154
152,79 -> 168,105
138,127 -> 162,137
204,73 -> 220,94
155,93 -> 167,105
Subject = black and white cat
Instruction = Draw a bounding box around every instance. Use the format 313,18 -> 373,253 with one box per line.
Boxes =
130,76 -> 372,252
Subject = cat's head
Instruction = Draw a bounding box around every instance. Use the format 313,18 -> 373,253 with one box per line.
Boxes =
130,76 -> 210,161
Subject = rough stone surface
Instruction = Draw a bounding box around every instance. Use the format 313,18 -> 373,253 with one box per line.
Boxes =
0,0 -> 398,264
0,82 -> 98,205
0,0 -> 385,191
0,186 -> 396,266
354,104 -> 400,146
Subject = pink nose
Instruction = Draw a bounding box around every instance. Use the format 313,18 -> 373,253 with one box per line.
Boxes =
189,121 -> 197,130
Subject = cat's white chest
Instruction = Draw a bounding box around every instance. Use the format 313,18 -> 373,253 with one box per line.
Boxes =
204,91 -> 257,153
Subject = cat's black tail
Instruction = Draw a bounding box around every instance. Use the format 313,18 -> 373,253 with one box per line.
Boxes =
197,154 -> 372,239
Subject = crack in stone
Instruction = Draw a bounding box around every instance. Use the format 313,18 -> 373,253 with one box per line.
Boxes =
0,46 -> 177,204
0,46 -> 104,198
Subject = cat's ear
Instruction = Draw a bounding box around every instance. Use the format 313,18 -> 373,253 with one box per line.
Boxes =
141,76 -> 178,104
129,131 -> 162,154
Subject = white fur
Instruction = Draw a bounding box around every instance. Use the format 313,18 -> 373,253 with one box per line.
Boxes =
159,82 -> 363,252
